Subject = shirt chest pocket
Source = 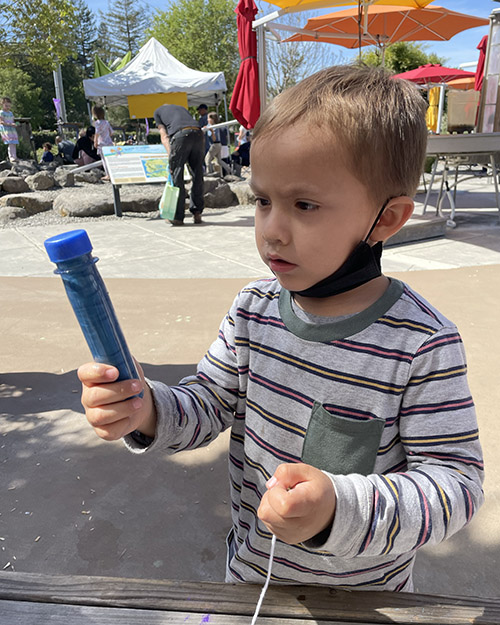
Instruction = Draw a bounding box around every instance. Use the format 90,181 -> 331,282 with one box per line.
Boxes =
301,401 -> 385,476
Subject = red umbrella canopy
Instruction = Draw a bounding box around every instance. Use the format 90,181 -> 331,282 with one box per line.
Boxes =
393,63 -> 477,85
475,35 -> 488,92
230,0 -> 260,130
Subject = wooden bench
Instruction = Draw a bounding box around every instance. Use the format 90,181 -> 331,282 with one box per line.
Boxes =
1,571 -> 500,624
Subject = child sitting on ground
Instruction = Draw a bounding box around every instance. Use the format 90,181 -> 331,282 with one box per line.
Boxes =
78,66 -> 484,592
40,142 -> 54,163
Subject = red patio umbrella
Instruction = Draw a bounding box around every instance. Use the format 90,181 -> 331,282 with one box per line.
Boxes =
230,0 -> 260,130
393,63 -> 476,85
475,35 -> 487,92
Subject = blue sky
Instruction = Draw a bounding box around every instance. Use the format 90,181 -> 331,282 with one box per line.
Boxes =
86,0 -> 493,69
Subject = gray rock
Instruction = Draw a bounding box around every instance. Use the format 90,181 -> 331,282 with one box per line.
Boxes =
203,177 -> 221,194
204,180 -> 238,208
11,160 -> 38,176
25,171 -> 55,191
53,184 -> 164,217
0,169 -> 15,180
74,170 -> 102,184
1,176 -> 30,194
229,181 -> 255,206
0,192 -> 53,214
53,168 -> 75,187
0,205 -> 29,224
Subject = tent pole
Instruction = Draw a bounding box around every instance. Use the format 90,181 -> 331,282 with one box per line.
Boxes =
223,93 -> 229,122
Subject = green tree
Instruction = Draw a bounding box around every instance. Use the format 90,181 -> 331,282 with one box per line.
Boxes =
105,0 -> 150,57
0,67 -> 43,127
146,0 -> 239,92
359,42 -> 446,73
1,0 -> 77,71
73,0 -> 98,78
95,18 -> 114,68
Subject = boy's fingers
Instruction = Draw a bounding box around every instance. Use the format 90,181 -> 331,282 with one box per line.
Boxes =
78,362 -> 119,385
84,378 -> 143,408
87,396 -> 143,428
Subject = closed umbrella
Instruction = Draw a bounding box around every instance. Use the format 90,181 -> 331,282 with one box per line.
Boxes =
230,0 -> 260,130
475,35 -> 488,92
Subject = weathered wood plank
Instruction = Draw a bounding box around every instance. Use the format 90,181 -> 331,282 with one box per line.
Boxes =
0,599 -> 379,625
0,572 -> 499,625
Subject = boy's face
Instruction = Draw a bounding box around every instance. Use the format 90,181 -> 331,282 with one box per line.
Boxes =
251,125 -> 379,294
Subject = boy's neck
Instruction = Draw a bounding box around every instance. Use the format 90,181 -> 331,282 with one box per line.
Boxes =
293,275 -> 390,317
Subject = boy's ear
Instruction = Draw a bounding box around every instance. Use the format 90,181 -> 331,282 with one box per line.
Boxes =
371,196 -> 414,243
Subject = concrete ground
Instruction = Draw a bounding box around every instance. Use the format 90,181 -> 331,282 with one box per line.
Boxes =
1,179 -> 499,600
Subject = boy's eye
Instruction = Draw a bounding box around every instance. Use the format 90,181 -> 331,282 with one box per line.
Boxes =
296,201 -> 318,211
255,197 -> 271,208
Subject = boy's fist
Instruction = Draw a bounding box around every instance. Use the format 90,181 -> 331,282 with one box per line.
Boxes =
78,361 -> 157,441
257,462 -> 336,545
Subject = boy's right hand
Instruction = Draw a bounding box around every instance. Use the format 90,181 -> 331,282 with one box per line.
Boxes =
78,362 -> 157,441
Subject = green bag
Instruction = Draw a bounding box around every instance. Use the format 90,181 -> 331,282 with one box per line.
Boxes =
159,172 -> 180,220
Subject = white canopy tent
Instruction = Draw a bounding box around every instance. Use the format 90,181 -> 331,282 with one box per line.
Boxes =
83,38 -> 227,108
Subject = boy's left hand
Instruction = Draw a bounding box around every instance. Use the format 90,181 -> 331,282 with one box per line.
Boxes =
257,463 -> 336,545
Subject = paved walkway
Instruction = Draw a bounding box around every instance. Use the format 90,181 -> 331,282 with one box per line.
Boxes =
1,179 -> 499,599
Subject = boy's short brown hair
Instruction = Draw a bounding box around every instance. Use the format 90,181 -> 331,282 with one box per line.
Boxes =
43,142 -> 52,150
252,65 -> 428,207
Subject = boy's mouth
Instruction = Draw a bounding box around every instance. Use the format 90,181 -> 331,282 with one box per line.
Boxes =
268,256 -> 297,274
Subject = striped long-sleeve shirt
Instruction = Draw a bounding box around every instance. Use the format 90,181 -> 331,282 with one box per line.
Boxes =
126,277 -> 484,591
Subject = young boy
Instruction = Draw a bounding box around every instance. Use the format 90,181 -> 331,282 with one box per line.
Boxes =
40,142 -> 54,163
78,66 -> 484,592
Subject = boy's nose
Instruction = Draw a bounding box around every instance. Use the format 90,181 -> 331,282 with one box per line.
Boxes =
260,206 -> 290,245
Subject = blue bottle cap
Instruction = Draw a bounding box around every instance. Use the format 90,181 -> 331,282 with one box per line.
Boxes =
44,229 -> 93,263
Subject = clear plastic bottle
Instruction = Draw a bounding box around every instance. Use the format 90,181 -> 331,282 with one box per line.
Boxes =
44,229 -> 141,387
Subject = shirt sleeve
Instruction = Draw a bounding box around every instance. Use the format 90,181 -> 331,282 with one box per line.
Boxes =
124,294 -> 242,454
307,326 -> 484,559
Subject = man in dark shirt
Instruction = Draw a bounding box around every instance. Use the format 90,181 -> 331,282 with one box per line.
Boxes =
154,104 -> 205,225
55,135 -> 75,164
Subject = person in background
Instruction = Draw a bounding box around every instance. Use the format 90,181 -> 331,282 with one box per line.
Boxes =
197,103 -> 210,155
72,127 -> 99,166
0,96 -> 19,163
55,135 -> 75,164
204,112 -> 231,177
40,142 -> 54,163
154,103 -> 204,225
92,105 -> 114,180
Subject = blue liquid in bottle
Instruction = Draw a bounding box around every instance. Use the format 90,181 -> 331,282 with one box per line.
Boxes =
44,229 -> 141,387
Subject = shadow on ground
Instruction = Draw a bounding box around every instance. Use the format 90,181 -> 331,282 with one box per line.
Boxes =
0,364 -> 231,582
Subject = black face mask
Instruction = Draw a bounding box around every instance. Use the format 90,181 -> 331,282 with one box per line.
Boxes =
292,201 -> 389,299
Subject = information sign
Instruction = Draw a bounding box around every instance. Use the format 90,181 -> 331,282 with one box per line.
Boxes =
101,144 -> 169,185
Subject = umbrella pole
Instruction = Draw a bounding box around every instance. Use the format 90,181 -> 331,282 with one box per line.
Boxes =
436,84 -> 446,135
257,24 -> 267,113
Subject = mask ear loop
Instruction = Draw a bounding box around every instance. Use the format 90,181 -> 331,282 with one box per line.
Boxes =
363,198 -> 391,243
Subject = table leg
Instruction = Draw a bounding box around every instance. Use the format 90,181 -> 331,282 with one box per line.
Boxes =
423,155 -> 440,214
490,155 -> 500,219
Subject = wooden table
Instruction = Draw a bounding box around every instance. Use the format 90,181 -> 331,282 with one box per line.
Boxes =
1,572 -> 500,624
424,133 -> 500,226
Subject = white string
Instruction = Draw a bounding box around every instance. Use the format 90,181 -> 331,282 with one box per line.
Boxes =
250,534 -> 277,625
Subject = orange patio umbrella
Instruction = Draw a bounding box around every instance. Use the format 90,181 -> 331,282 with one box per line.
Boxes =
446,76 -> 476,90
263,0 -> 433,10
284,5 -> 489,59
